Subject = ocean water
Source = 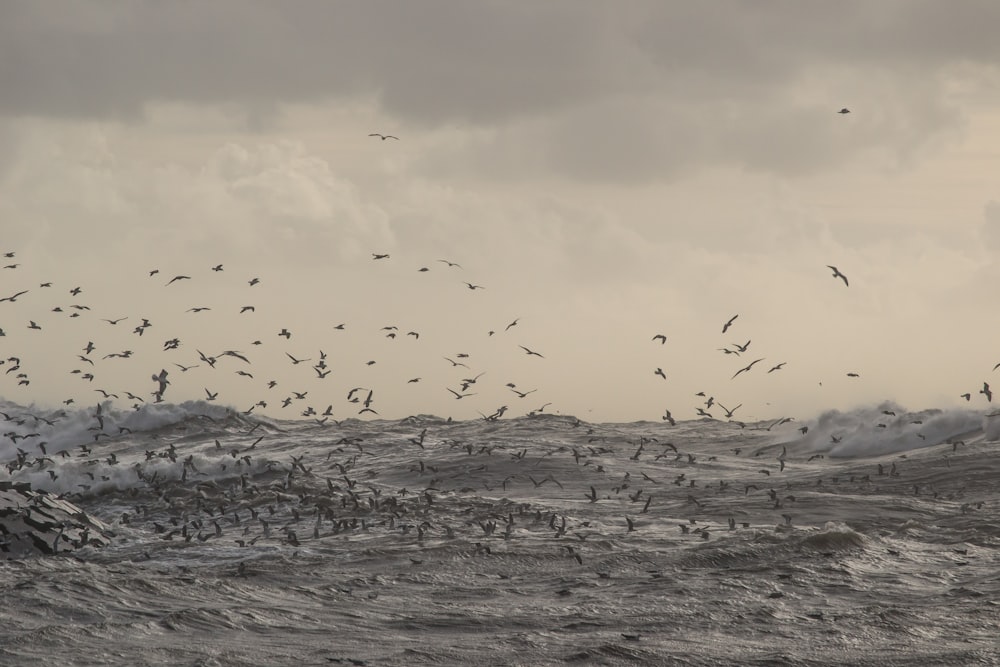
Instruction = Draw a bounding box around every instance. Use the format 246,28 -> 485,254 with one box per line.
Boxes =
2,399 -> 999,666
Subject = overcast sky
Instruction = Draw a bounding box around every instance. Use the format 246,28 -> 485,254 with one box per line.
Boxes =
1,1 -> 999,423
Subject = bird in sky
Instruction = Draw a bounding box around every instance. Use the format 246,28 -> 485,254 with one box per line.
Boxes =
732,358 -> 764,379
722,314 -> 738,334
368,133 -> 399,141
652,334 -> 667,344
827,265 -> 849,286
838,108 -> 851,114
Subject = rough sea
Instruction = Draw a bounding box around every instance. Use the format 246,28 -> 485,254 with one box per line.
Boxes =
2,398 -> 999,666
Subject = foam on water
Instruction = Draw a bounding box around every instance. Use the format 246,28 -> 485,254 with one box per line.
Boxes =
1,397 -> 999,666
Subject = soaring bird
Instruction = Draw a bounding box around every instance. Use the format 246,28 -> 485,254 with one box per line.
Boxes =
652,334 -> 667,344
838,108 -> 851,114
368,133 -> 399,141
982,382 -> 993,402
827,265 -> 849,286
732,358 -> 764,379
722,314 -> 738,334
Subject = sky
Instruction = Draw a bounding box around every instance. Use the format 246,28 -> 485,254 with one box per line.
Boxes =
1,1 -> 999,424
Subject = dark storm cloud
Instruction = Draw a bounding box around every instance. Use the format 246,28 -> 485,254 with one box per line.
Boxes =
4,1 -> 1000,123
3,2 -> 1000,182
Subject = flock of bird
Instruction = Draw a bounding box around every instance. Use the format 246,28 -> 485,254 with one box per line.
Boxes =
0,228 -> 996,432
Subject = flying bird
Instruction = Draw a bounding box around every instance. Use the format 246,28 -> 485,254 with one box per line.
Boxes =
827,265 -> 849,286
519,345 -> 545,358
722,314 -> 738,334
732,358 -> 764,379
368,133 -> 399,141
838,108 -> 851,114
652,334 -> 667,344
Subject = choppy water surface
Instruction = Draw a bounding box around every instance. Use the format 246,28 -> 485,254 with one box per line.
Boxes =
2,400 -> 1000,666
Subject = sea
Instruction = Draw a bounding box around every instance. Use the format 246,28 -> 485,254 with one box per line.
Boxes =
2,398 -> 999,666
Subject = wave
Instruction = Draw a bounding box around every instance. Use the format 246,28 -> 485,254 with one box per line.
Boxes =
791,401 -> 996,457
1,398 -> 247,462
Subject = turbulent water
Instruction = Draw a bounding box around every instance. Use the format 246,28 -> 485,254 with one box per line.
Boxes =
2,398 -> 1000,666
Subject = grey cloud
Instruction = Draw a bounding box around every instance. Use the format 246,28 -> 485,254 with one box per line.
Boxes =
4,1 -> 1000,122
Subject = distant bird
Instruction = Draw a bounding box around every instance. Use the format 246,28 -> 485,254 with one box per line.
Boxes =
0,290 -> 28,303
372,253 -> 390,260
722,314 -> 738,334
827,265 -> 849,286
152,369 -> 169,401
437,259 -> 462,268
505,318 -> 520,331
464,282 -> 484,290
838,108 -> 851,114
248,277 -> 260,286
768,362 -> 786,373
982,382 -> 993,402
368,133 -> 399,141
732,358 -> 764,379
654,368 -> 666,380
652,334 -> 667,344
212,264 -> 223,272
960,393 -> 971,401
166,275 -> 191,286
662,410 -> 676,426
519,345 -> 544,358
846,372 -> 860,378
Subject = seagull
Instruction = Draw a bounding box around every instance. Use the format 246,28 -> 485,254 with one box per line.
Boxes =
0,290 -> 28,303
982,382 -> 993,402
368,133 -> 399,141
372,253 -> 390,260
768,362 -> 786,373
654,368 -> 667,380
838,108 -> 851,114
464,282 -> 484,290
519,345 -> 544,358
732,358 -> 764,379
652,334 -> 667,344
722,314 -> 738,334
166,275 -> 191,286
827,265 -> 849,286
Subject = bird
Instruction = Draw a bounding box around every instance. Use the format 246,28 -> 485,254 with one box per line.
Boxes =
519,345 -> 544,358
166,275 -> 191,286
838,108 -> 851,114
464,282 -> 484,290
827,265 -> 849,286
982,382 -> 993,402
722,314 -> 738,334
652,334 -> 667,344
0,290 -> 29,303
372,253 -> 390,260
368,133 -> 399,141
768,362 -> 786,373
654,368 -> 667,380
732,358 -> 764,379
